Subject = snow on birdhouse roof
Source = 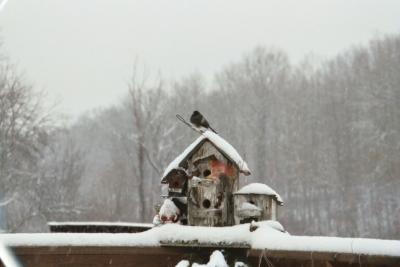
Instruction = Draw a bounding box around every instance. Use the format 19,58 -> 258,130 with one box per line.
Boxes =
161,136 -> 205,181
161,130 -> 251,182
202,130 -> 251,175
235,183 -> 283,205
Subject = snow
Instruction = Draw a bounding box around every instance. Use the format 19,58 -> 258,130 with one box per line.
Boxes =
250,221 -> 400,256
253,220 -> 285,233
0,232 -> 160,247
161,130 -> 251,181
175,260 -> 190,267
156,224 -> 251,246
177,250 -> 228,267
201,130 -> 251,175
207,250 -> 228,267
235,183 -> 283,204
47,221 -> 153,228
162,136 -> 205,181
240,202 -> 261,211
1,221 -> 399,257
153,214 -> 162,226
159,199 -> 180,219
191,176 -> 203,183
192,250 -> 228,267
237,202 -> 262,218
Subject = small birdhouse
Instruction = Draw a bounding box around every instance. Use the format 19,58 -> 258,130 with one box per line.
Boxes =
233,183 -> 283,224
161,168 -> 188,197
161,130 -> 251,227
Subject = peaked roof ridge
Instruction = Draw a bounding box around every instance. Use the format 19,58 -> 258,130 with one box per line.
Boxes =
161,129 -> 251,181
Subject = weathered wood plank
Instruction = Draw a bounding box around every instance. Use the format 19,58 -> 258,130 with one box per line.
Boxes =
160,240 -> 250,248
48,224 -> 152,233
249,249 -> 400,266
2,246 -> 399,267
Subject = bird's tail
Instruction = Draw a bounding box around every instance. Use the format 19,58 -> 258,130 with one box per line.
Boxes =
209,126 -> 218,134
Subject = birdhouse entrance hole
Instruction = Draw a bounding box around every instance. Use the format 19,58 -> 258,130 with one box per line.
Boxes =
203,169 -> 211,177
202,199 -> 211,209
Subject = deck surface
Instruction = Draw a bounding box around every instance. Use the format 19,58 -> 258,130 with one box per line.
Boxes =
2,245 -> 399,267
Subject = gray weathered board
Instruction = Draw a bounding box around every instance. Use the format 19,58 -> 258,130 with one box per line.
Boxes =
160,240 -> 250,248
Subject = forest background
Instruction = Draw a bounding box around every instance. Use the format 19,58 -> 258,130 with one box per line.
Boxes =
0,33 -> 399,239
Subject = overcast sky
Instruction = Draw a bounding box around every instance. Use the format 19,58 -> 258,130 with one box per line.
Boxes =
0,0 -> 399,118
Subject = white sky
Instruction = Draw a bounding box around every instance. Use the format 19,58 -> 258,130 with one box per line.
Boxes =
0,0 -> 399,118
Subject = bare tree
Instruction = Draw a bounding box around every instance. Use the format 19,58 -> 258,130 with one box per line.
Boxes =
22,34 -> 399,238
0,61 -> 51,231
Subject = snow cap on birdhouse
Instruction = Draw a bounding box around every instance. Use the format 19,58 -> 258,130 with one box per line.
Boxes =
233,183 -> 283,224
161,130 -> 251,186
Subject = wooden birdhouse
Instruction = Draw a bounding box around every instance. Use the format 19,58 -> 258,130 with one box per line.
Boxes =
187,177 -> 227,226
233,183 -> 283,224
161,130 -> 251,226
161,168 -> 188,197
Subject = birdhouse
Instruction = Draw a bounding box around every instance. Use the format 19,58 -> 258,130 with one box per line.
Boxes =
233,183 -> 283,224
187,177 -> 227,226
161,168 -> 188,197
161,130 -> 251,226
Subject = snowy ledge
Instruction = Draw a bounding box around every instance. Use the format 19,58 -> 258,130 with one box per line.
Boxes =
1,222 -> 399,258
47,221 -> 154,228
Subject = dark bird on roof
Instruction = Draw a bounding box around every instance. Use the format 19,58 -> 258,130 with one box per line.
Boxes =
190,110 -> 217,133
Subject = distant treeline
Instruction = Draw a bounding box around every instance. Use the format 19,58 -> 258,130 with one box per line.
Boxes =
1,34 -> 399,239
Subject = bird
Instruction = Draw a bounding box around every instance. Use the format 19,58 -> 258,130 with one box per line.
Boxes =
190,111 -> 217,133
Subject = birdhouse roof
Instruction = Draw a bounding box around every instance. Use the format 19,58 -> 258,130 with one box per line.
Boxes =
235,183 -> 284,205
161,129 -> 251,182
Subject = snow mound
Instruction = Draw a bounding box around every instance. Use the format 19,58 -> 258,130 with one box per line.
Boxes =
177,250 -> 228,267
152,214 -> 162,226
157,224 -> 251,246
237,202 -> 262,218
159,199 -> 180,222
252,220 -> 286,233
240,202 -> 261,211
235,183 -> 283,204
192,250 -> 228,267
175,260 -> 190,267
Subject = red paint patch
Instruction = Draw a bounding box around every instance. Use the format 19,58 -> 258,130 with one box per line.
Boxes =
210,160 -> 236,179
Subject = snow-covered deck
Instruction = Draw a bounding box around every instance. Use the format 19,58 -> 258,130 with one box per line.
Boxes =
2,222 -> 399,258
47,221 -> 154,228
47,221 -> 153,233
